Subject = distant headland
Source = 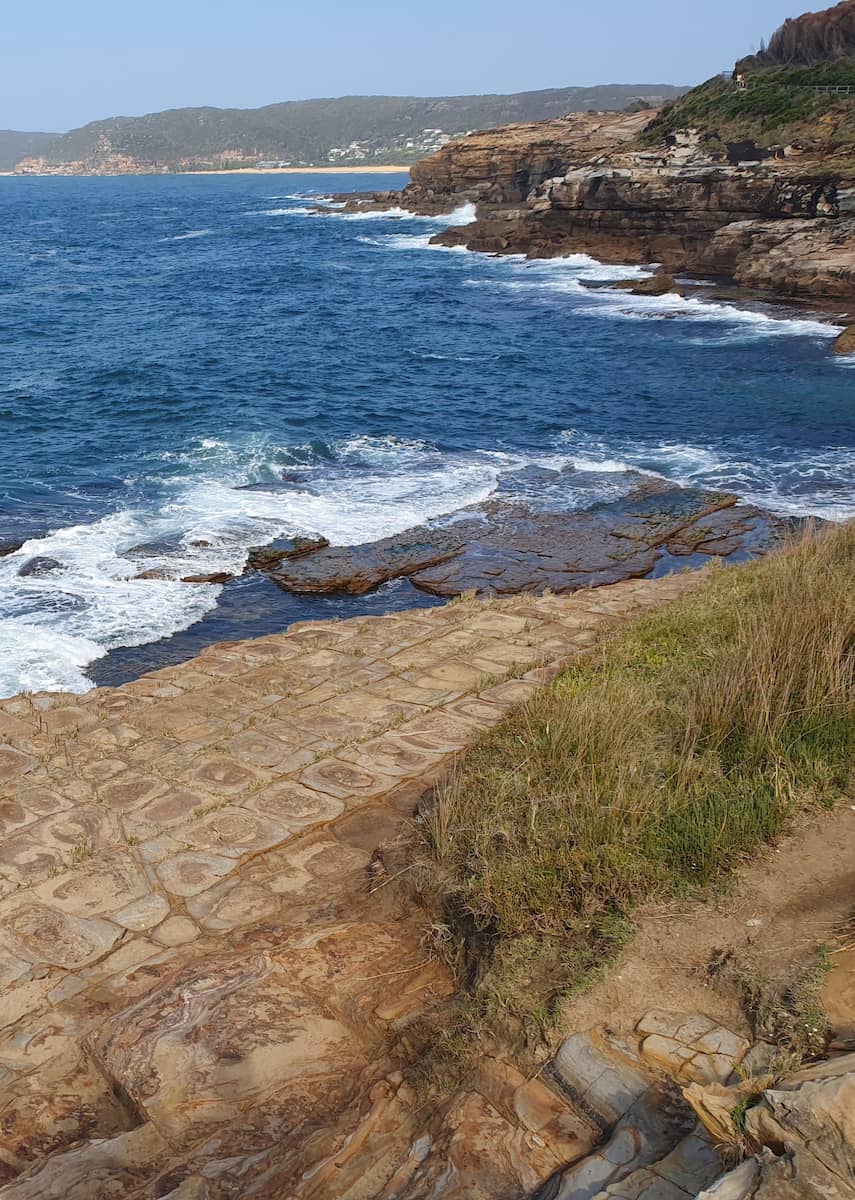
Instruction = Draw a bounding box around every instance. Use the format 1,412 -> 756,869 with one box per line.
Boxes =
2,85 -> 688,176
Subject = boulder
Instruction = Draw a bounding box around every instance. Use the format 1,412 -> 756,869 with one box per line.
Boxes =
632,274 -> 682,297
613,273 -> 682,297
180,572 -> 234,585
0,539 -> 24,558
244,535 -> 330,573
697,1053 -> 855,1200
833,325 -> 855,355
134,569 -> 173,581
18,556 -> 63,578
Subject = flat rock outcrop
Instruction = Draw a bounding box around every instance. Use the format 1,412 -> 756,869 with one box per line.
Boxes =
263,475 -> 794,598
0,584 -> 852,1195
0,576 -> 700,1197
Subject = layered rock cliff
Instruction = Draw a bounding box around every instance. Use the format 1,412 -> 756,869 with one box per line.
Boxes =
401,110 -> 654,212
390,1 -> 855,306
403,122 -> 855,303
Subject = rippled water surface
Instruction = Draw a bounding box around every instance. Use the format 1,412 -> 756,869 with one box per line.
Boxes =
1,172 -> 853,694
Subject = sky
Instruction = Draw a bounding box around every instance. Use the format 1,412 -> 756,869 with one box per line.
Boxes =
1,0 -> 835,132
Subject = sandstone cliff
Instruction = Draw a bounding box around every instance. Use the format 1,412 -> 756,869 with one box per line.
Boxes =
401,124 -> 855,303
394,0 -> 855,305
753,0 -> 855,68
402,110 -> 653,212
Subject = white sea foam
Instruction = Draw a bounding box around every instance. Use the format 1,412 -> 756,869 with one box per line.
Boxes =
0,436 -> 516,696
247,206 -> 318,217
556,432 -> 855,523
441,201 -> 477,226
358,233 -> 468,253
372,216 -> 840,343
331,200 -> 476,224
338,206 -> 412,220
4,429 -> 675,697
4,424 -> 852,697
577,289 -> 840,338
0,623 -> 103,697
160,229 -> 215,242
525,254 -> 652,282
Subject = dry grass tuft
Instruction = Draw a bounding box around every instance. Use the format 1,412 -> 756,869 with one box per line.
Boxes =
408,522 -> 855,1070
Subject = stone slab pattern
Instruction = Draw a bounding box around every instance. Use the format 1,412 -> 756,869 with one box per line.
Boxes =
0,576 -> 694,1194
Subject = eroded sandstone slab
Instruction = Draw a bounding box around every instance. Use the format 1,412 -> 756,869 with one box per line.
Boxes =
0,576 -> 704,1194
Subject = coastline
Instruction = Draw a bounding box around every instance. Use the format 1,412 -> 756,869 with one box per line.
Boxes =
2,189 -> 852,700
186,164 -> 411,175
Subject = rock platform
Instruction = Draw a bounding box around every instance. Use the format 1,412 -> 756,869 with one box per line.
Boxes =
0,575 -> 697,1196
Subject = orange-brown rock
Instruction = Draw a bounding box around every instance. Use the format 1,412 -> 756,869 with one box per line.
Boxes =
614,273 -> 682,296
0,574 -> 706,1196
833,324 -> 855,354
405,109 -> 855,303
265,477 -> 795,598
403,110 -> 653,211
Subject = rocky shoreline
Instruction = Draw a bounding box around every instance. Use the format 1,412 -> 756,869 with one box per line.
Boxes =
66,467 -> 803,688
331,107 -> 855,321
0,571 -> 852,1199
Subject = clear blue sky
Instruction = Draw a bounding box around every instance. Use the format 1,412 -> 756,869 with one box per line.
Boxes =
1,0 -> 833,132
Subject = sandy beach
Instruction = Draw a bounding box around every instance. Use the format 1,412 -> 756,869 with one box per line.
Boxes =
1,165 -> 412,178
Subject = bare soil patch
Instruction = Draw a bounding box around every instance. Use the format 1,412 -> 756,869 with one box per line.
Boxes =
559,802 -> 855,1041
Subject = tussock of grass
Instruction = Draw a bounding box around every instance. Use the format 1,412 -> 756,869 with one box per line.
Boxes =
409,523 -> 854,1063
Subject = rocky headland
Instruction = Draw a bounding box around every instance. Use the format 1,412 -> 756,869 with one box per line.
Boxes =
1,6 -> 854,1197
339,4 -> 855,313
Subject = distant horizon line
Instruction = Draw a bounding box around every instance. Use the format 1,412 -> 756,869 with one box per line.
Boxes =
3,79 -> 696,137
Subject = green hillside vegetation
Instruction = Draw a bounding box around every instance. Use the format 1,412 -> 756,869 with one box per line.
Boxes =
640,2 -> 855,166
34,86 -> 688,169
639,64 -> 855,163
0,130 -> 56,171
408,523 -> 854,1073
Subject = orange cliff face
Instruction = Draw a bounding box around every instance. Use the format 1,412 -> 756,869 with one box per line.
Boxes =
403,109 -> 653,212
400,113 -> 855,304
13,153 -> 160,176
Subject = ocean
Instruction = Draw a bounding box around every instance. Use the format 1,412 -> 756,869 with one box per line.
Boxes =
1,171 -> 852,697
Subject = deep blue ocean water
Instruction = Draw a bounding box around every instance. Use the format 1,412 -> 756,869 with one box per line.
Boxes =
1,171 -> 852,696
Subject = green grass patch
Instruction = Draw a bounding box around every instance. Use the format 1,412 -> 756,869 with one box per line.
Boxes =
639,67 -> 855,163
408,523 -> 855,1070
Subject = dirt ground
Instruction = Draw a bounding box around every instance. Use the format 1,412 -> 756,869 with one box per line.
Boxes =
558,802 -> 855,1041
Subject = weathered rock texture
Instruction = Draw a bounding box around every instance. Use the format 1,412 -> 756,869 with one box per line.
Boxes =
261,474 -> 794,598
0,576 -> 700,1197
403,111 -> 654,211
692,1054 -> 855,1199
754,0 -> 855,67
402,114 -> 855,303
1,577 -> 853,1196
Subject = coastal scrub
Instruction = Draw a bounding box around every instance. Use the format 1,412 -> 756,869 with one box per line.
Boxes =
409,522 -> 855,1065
